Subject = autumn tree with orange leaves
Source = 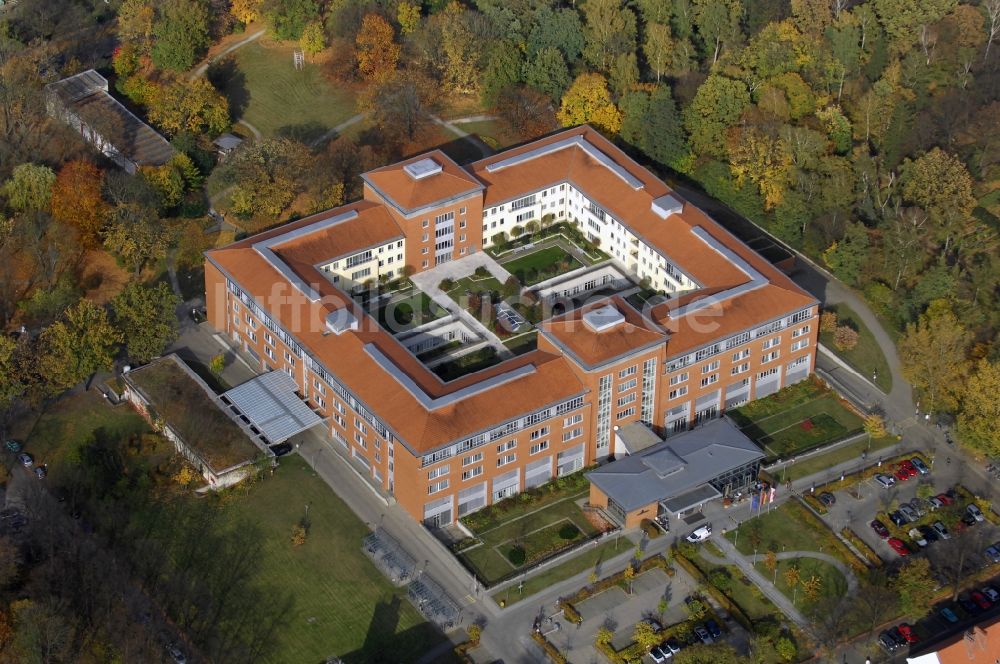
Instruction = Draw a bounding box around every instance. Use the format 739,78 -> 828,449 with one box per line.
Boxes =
356,14 -> 400,84
50,161 -> 106,246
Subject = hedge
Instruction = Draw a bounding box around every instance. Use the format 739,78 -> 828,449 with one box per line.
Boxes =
673,551 -> 753,632
531,631 -> 567,664
840,527 -> 883,567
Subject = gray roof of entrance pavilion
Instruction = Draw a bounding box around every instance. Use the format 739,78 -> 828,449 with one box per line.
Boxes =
587,418 -> 763,512
222,371 -> 324,443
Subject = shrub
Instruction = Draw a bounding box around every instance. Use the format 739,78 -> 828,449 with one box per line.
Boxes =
834,324 -> 859,350
507,545 -> 526,566
439,277 -> 456,292
820,310 -> 838,332
558,523 -> 580,540
474,266 -> 490,278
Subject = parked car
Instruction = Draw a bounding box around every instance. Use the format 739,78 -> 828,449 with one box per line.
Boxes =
875,474 -> 896,488
911,457 -> 930,474
962,513 -> 978,527
932,521 -> 951,540
650,646 -> 669,663
4,440 -> 21,453
871,519 -> 890,538
983,586 -> 1000,603
909,528 -> 928,547
685,524 -> 712,543
939,606 -> 959,623
17,453 -> 32,468
878,630 -> 900,653
894,467 -> 910,482
890,511 -> 908,527
899,505 -> 919,523
269,442 -> 293,457
900,460 -> 918,477
909,498 -> 927,517
165,644 -> 187,664
888,627 -> 908,648
818,492 -> 836,507
937,493 -> 955,506
960,596 -> 981,614
968,504 -> 986,522
929,496 -> 945,510
919,525 -> 940,542
693,625 -> 712,644
34,466 -> 46,480
984,545 -> 1000,563
897,623 -> 919,644
705,619 -> 722,639
888,538 -> 911,556
641,618 -> 663,632
663,639 -> 682,655
972,591 -> 992,610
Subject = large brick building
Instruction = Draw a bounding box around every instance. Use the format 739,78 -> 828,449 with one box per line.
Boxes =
204,126 -> 819,527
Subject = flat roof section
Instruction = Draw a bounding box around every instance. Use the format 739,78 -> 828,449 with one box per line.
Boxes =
223,371 -> 324,443
362,150 -> 484,217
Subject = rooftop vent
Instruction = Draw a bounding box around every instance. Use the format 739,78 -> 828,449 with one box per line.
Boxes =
583,305 -> 626,332
404,157 -> 442,180
325,309 -> 358,335
651,194 -> 683,219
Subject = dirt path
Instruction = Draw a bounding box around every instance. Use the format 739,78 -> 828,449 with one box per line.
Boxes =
190,28 -> 267,80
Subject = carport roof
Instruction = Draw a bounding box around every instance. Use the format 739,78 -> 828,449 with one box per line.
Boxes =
223,371 -> 324,443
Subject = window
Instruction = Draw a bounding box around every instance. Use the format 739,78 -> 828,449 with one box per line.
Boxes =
355,419 -> 368,435
313,379 -> 326,395
460,219 -> 466,228
462,452 -> 483,466
731,362 -> 750,375
283,351 -> 295,365
265,333 -> 275,346
345,250 -> 372,268
354,432 -> 367,448
427,466 -> 449,480
421,247 -> 429,254
515,210 -> 535,223
422,219 -> 429,228
529,426 -> 549,440
427,479 -> 449,494
459,207 -> 466,215
669,372 -> 688,386
761,350 -> 780,364
701,374 -> 719,387
791,338 -> 809,351
618,378 -> 637,392
435,211 -> 454,224
758,367 -> 779,380
264,346 -> 275,360
732,349 -> 751,362
461,466 -> 483,481
422,260 -> 428,268
702,360 -> 720,374
333,413 -> 346,428
497,439 -> 516,453
510,194 -> 536,210
616,408 -> 636,420
497,453 -> 516,467
530,441 -> 549,455
669,386 -> 688,400
245,313 -> 256,328
562,428 -> 583,442
617,393 -> 636,407
313,395 -> 327,409
246,330 -> 257,343
619,365 -> 637,379
792,325 -> 811,338
762,336 -> 782,350
695,343 -> 721,361
351,267 -> 371,280
563,413 -> 583,427
422,233 -> 429,242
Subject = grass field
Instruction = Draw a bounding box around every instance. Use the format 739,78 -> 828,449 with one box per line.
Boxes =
377,291 -> 447,333
224,457 -> 447,664
458,490 -> 599,585
214,41 -> 358,142
728,379 -> 864,460
445,274 -> 505,314
778,434 -> 899,482
726,503 -> 857,571
501,246 -> 582,286
761,558 -> 847,610
691,553 -> 783,622
820,303 -> 893,393
456,119 -> 522,151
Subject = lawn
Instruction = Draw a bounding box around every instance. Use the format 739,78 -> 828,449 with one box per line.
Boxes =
503,330 -> 538,355
213,41 -> 358,142
445,274 -> 505,313
760,558 -> 848,610
820,303 -> 893,393
431,346 -> 500,381
491,538 -> 627,606
728,378 -> 864,460
691,553 -> 783,623
377,290 -> 447,333
223,456 -> 448,664
456,119 -> 521,151
779,434 -> 899,482
458,488 -> 600,585
501,246 -> 582,286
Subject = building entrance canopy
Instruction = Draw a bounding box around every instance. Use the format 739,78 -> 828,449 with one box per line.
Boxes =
661,484 -> 722,514
222,371 -> 324,444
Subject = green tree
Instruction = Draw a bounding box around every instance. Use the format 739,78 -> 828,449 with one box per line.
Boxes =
790,0 -> 833,35
692,0 -> 742,64
102,203 -> 170,275
893,557 -> 937,615
775,636 -> 797,662
2,163 -> 55,212
151,0 -> 211,71
674,643 -> 744,664
523,47 -> 570,101
501,276 -> 520,300
871,0 -> 957,55
266,0 -> 320,41
582,0 -> 638,72
595,626 -> 613,645
957,359 -> 1000,455
37,300 -> 121,393
0,336 -> 23,415
644,22 -> 675,82
396,1 -> 421,35
621,86 -> 690,172
685,597 -> 707,620
226,138 -> 311,219
111,282 -> 182,363
822,222 -> 870,286
900,148 -> 978,255
117,0 -> 156,55
299,21 -> 326,57
439,2 -> 480,94
528,7 -> 585,62
148,78 -> 229,137
899,302 -> 971,413
557,73 -> 622,136
633,619 -> 660,651
480,41 -> 524,106
684,75 -> 749,159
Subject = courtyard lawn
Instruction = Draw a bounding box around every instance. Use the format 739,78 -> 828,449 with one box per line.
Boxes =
445,274 -> 505,310
762,558 -> 848,610
728,378 -> 864,460
491,538 -> 627,606
820,303 -> 893,393
501,246 -> 582,286
376,291 -> 447,333
225,457 -> 447,664
503,330 -> 538,355
431,346 -> 500,381
215,41 -> 358,142
779,434 -> 900,482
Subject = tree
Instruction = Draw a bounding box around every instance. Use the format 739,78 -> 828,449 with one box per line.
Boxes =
118,0 -> 156,54
582,0 -> 638,72
673,643 -> 744,664
595,626 -> 613,645
37,300 -> 121,393
368,74 -> 435,143
790,0 -> 832,35
958,360 -> 1000,456
684,598 -> 707,620
148,78 -> 229,137
863,413 -> 886,441
102,203 -> 170,275
111,282 -> 182,363
0,337 -> 23,416
692,0 -> 742,64
50,160 -> 105,246
495,87 -> 558,139
2,163 -> 55,212
528,7 -> 585,62
397,1 -> 421,35
439,2 -> 480,94
833,325 -> 859,350
151,0 -> 211,71
899,303 -> 971,413
871,0 -> 957,55
299,21 -> 325,57
557,73 -> 622,136
684,75 -> 749,159
230,0 -> 263,25
900,148 -> 977,254
633,619 -> 660,651
522,47 -> 570,101
266,0 -> 320,41
775,636 -> 797,662
356,14 -> 400,84
226,138 -> 311,219
822,222 -> 870,287
501,276 -> 520,300
727,126 -> 793,210
623,565 -> 635,594
644,22 -> 674,82
621,86 -> 689,172
893,557 -> 937,615
801,574 -> 822,600
783,564 -> 801,589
